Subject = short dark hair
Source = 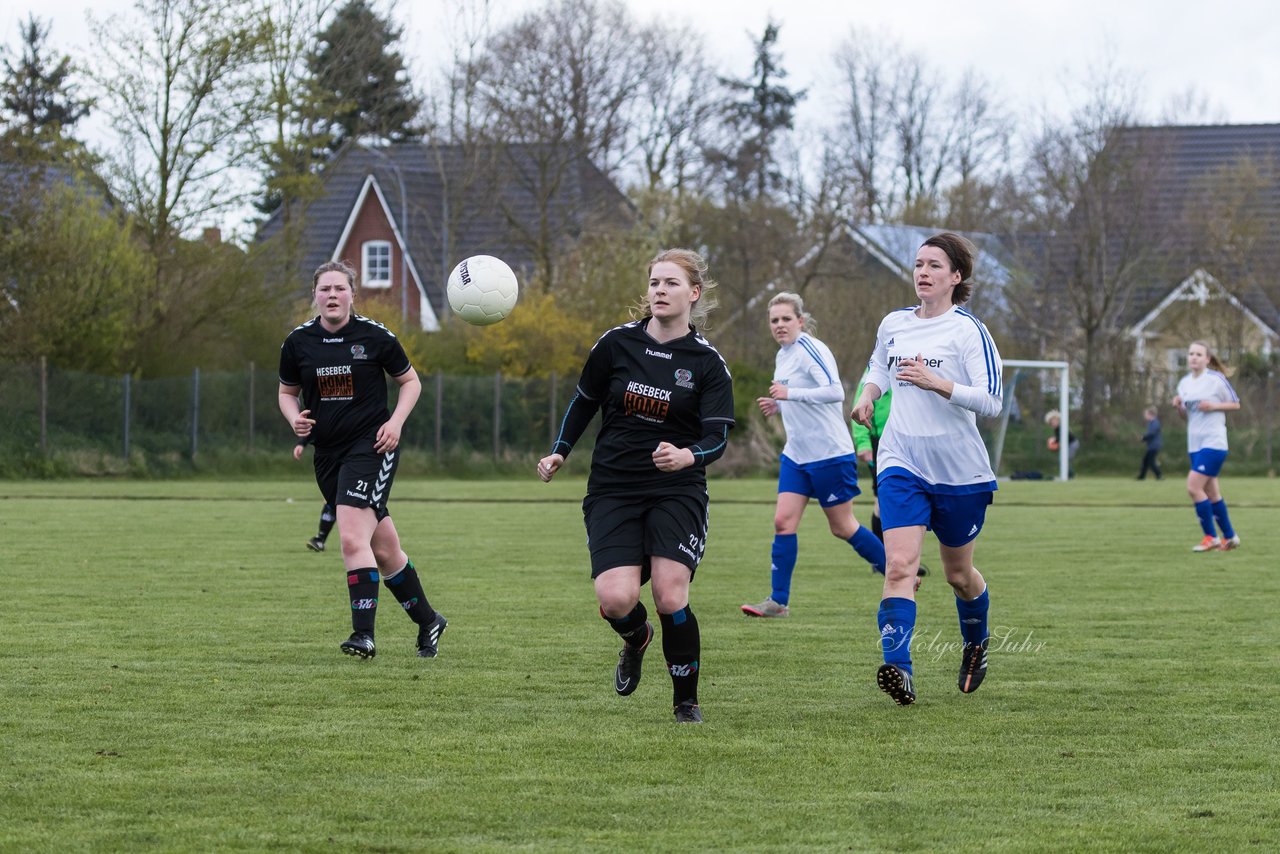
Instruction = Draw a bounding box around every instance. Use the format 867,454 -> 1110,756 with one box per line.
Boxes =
921,232 -> 976,305
312,260 -> 357,292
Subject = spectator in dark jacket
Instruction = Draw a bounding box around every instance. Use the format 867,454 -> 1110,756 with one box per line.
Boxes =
1138,406 -> 1163,480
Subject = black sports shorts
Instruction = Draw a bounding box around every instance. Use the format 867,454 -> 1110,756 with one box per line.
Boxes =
313,435 -> 399,522
582,487 -> 709,580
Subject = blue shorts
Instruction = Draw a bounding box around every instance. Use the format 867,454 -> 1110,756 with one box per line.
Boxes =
1188,448 -> 1229,477
778,454 -> 861,507
877,470 -> 993,547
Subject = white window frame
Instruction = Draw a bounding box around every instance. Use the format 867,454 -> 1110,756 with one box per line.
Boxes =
362,240 -> 393,288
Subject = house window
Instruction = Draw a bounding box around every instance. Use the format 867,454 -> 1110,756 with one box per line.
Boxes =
362,241 -> 392,288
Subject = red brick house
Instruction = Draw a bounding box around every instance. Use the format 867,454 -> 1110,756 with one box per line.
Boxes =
257,142 -> 634,331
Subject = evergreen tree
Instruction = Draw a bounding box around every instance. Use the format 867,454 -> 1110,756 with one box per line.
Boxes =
710,22 -> 804,200
0,15 -> 93,164
253,0 -> 332,219
308,0 -> 423,149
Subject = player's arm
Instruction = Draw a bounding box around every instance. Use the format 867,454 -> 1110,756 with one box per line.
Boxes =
277,341 -> 315,439
1200,377 -> 1241,412
853,327 -> 890,427
781,371 -> 844,405
850,375 -> 873,453
375,368 -> 421,453
278,383 -> 315,438
541,338 -> 611,478
668,356 -> 735,471
942,324 -> 1003,418
539,392 -> 602,481
775,348 -> 843,404
655,421 -> 732,472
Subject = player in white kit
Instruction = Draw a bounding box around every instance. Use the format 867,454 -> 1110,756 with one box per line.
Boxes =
741,293 -> 887,619
1172,340 -> 1241,552
852,233 -> 1002,706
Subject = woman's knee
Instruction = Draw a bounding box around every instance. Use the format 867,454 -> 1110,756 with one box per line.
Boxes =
595,575 -> 641,616
651,584 -> 689,614
884,552 -> 918,583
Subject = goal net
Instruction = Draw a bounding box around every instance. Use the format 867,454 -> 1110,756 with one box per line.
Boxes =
986,359 -> 1072,481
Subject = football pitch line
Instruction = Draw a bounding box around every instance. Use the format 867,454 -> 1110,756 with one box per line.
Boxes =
3,493 -> 1278,509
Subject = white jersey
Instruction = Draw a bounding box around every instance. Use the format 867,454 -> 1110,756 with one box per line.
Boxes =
774,333 -> 855,465
1177,370 -> 1238,452
863,305 -> 1003,491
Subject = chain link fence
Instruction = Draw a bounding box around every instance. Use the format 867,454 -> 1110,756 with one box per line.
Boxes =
0,360 -> 591,475
2,359 -> 1275,477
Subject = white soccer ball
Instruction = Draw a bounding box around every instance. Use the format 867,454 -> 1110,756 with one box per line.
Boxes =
446,255 -> 519,326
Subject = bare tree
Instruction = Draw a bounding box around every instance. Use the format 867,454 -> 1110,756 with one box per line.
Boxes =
90,0 -> 264,252
629,21 -> 719,195
1010,63 -> 1175,435
252,0 -> 334,223
451,0 -> 655,286
829,31 -> 898,221
429,0 -> 497,143
471,0 -> 642,176
828,29 -> 1010,228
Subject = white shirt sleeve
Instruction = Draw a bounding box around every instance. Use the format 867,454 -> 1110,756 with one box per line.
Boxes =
786,366 -> 844,405
863,322 -> 891,400
947,319 -> 1003,418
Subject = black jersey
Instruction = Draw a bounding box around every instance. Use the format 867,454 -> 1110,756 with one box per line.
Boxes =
554,319 -> 735,493
279,314 -> 412,452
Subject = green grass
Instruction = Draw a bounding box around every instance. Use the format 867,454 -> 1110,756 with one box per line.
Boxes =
2,476 -> 1278,851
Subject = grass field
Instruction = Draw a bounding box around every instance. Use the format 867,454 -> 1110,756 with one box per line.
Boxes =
2,476 -> 1278,851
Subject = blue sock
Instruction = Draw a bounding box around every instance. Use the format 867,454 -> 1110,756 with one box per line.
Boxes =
848,526 -> 886,574
1211,500 -> 1236,539
877,597 -> 916,674
770,533 -> 798,606
956,586 -> 989,647
1194,500 -> 1216,537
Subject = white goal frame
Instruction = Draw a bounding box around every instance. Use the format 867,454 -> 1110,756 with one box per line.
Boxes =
990,359 -> 1071,482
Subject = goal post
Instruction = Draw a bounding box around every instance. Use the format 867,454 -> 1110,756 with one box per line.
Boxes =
990,359 -> 1071,481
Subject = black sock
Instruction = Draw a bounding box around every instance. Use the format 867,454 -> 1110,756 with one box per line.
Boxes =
602,602 -> 649,646
346,568 -> 379,636
317,503 -> 336,541
384,561 -> 437,625
872,511 -> 883,542
659,606 -> 700,706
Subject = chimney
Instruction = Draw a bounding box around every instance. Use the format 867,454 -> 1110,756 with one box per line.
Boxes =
202,227 -> 222,245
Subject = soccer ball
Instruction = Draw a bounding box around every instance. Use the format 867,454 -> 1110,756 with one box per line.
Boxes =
446,255 -> 519,326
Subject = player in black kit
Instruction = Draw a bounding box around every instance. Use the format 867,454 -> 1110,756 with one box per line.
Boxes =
294,437 -> 336,551
279,260 -> 446,659
537,248 -> 735,724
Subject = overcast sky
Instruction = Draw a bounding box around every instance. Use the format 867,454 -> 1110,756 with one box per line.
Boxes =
5,0 -> 1278,128
4,0 -> 1276,236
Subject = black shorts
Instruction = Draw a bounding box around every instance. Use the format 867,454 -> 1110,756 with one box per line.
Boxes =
313,436 -> 400,522
582,488 -> 710,580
